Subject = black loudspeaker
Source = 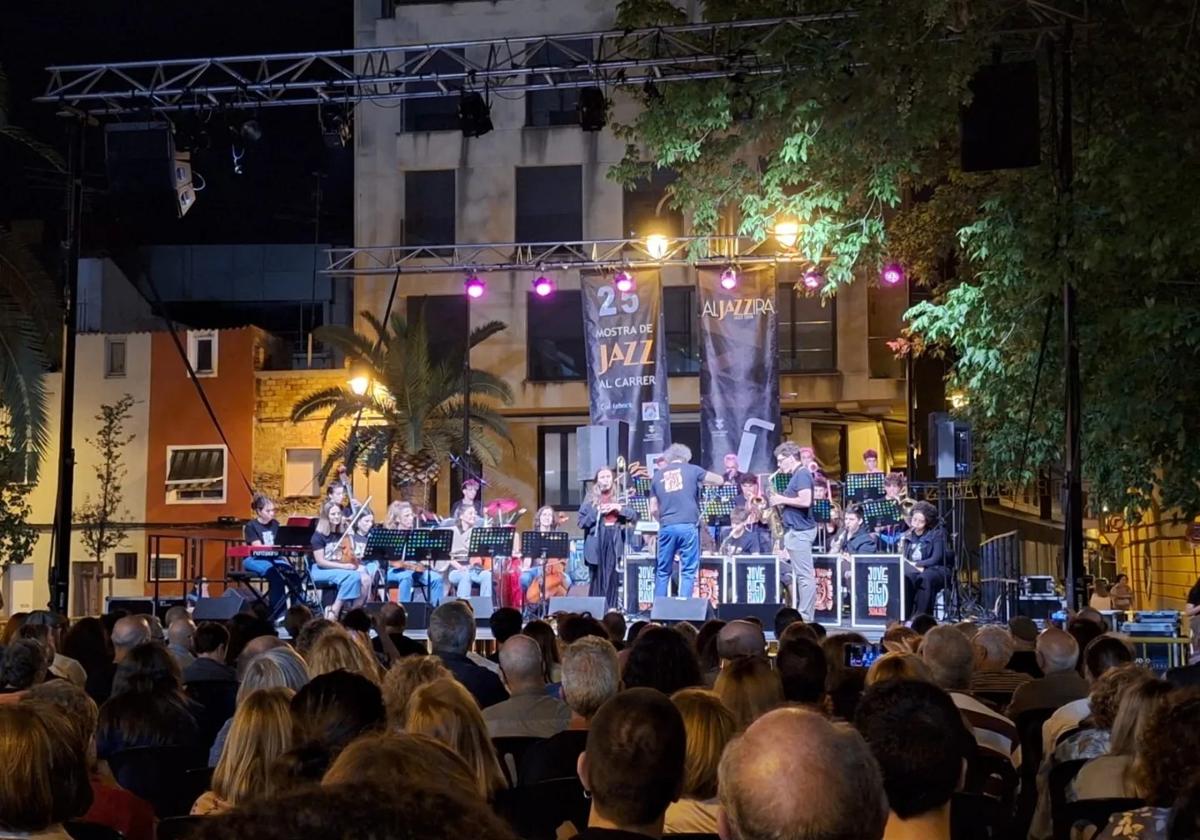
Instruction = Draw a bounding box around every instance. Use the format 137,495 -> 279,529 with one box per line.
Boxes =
650,597 -> 713,623
961,61 -> 1040,172
193,590 -> 255,622
466,596 -> 494,626
548,596 -> 607,618
717,603 -> 786,629
578,87 -> 608,131
105,596 -> 155,616
576,424 -> 622,480
933,418 -> 973,480
399,602 -> 431,631
104,122 -> 196,218
458,92 -> 493,137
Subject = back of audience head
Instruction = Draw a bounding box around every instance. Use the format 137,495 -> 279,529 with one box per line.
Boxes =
779,621 -> 819,645
283,605 -> 313,642
773,607 -> 803,641
1082,633 -> 1134,681
580,688 -> 686,833
626,620 -> 651,645
561,636 -> 620,720
521,620 -> 561,681
110,615 -> 152,657
601,611 -> 626,647
338,607 -> 372,635
280,669 -> 385,783
0,702 -> 92,833
111,641 -> 184,697
235,635 -> 287,679
1,638 -> 49,691
294,618 -> 337,659
22,681 -> 98,770
18,623 -> 54,658
62,617 -> 112,672
381,656 -> 451,730
971,625 -> 1014,670
1008,615 -> 1038,648
323,733 -> 478,796
622,625 -> 703,695
881,624 -> 920,653
488,607 -> 522,645
1,612 -> 28,645
673,621 -> 700,652
429,601 -> 476,655
1065,616 -> 1104,674
189,782 -> 519,840
855,679 -> 972,824
167,618 -> 195,651
1035,626 -> 1079,675
213,687 -> 294,807
715,655 -> 783,730
145,614 -> 165,645
559,613 -> 609,645
866,651 -> 933,687
1134,687 -> 1200,806
776,637 -> 828,706
163,604 -> 190,628
910,613 -> 938,635
1110,676 -> 1173,757
224,614 -> 277,666
498,635 -> 546,693
715,620 -> 767,664
718,707 -> 888,840
194,622 -> 230,660
308,628 -> 382,683
1084,662 -> 1148,732
695,619 -> 726,672
403,677 -> 506,799
671,688 -> 736,802
920,624 -> 975,690
238,647 -> 310,703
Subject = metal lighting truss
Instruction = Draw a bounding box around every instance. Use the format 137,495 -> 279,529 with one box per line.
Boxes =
37,14 -> 858,116
323,235 -> 819,276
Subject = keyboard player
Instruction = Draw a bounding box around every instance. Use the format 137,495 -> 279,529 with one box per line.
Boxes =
243,493 -> 302,619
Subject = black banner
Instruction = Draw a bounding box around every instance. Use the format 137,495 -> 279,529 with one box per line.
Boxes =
581,271 -> 672,463
625,556 -> 657,615
732,555 -> 779,604
852,555 -> 905,627
698,267 -> 780,472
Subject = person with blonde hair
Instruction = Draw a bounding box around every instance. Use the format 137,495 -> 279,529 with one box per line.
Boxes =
1071,677 -> 1173,803
193,687 -> 294,815
665,688 -> 737,835
323,733 -> 478,797
403,677 -> 506,800
209,647 -> 310,767
866,651 -> 934,686
307,628 -> 383,683
714,655 -> 783,730
309,500 -> 362,620
381,656 -> 451,730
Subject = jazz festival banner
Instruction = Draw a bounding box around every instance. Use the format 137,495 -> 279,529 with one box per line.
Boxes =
697,266 -> 780,472
581,270 -> 672,463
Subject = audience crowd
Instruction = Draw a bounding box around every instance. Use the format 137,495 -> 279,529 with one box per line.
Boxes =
1,599 -> 1198,840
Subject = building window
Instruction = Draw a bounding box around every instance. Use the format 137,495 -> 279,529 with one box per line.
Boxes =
811,423 -> 847,483
527,291 -> 587,381
104,337 -> 127,378
623,169 -> 683,238
402,49 -> 465,132
868,282 -> 907,379
404,170 -> 455,249
525,39 -> 592,127
114,552 -> 138,580
165,445 -> 227,504
663,286 -> 700,374
187,331 -> 217,377
407,295 -> 467,364
149,554 -> 181,581
516,165 -> 582,244
539,427 -> 581,510
777,272 -> 836,372
284,448 -> 323,498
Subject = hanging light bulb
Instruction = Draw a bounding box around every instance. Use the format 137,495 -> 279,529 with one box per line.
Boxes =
719,266 -> 739,290
464,273 -> 486,299
614,270 -> 635,293
532,275 -> 555,297
881,263 -> 905,286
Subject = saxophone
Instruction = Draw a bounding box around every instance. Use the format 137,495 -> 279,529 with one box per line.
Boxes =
761,470 -> 786,546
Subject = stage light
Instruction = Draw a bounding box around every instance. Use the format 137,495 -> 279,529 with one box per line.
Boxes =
532,275 -> 555,297
881,263 -> 905,286
802,270 -> 823,290
465,274 -> 486,298
774,219 -> 799,249
646,234 -> 669,260
614,270 -> 635,293
578,87 -> 608,131
720,266 -> 739,290
458,92 -> 493,138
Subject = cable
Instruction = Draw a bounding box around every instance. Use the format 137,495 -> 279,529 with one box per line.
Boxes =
341,267 -> 403,472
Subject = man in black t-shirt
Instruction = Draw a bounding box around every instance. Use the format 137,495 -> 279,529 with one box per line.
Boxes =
769,442 -> 819,621
650,444 -> 724,598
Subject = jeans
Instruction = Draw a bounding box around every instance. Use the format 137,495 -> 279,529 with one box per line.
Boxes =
309,565 -> 361,601
656,523 -> 700,598
387,568 -> 445,605
243,558 -> 289,611
448,566 -> 492,599
784,527 -> 819,621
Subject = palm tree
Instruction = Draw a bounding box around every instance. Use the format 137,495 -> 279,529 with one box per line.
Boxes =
291,305 -> 514,507
0,64 -> 65,481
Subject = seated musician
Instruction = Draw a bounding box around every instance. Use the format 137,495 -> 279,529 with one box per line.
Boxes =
902,501 -> 952,618
519,506 -> 572,594
382,501 -> 444,605
242,494 -> 301,618
730,473 -> 773,553
309,501 -> 364,620
720,507 -> 773,555
835,504 -> 877,555
447,505 -> 491,599
348,507 -> 381,602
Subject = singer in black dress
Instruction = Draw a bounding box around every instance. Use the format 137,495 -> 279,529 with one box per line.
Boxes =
577,466 -> 636,611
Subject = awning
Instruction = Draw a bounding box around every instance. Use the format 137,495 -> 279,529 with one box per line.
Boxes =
166,448 -> 224,491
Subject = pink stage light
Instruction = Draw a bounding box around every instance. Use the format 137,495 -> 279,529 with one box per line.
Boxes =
532,275 -> 555,297
719,267 -> 738,290
614,270 -> 635,293
881,263 -> 905,286
464,274 -> 486,298
802,270 -> 823,290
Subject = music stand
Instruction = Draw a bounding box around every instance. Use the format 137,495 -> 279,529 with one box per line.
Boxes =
769,471 -> 790,495
860,498 -> 902,529
812,498 -> 834,523
627,496 -> 652,521
844,472 -> 886,502
521,531 -> 571,619
364,528 -> 407,562
701,485 -> 737,526
402,529 -> 454,603
633,476 -> 653,497
469,527 -> 515,558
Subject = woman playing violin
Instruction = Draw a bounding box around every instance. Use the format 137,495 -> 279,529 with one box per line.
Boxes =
309,501 -> 363,620
348,507 -> 381,602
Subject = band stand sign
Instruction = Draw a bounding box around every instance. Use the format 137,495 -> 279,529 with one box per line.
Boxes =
812,554 -> 842,626
851,555 -> 905,628
624,556 -> 657,615
730,555 -> 779,605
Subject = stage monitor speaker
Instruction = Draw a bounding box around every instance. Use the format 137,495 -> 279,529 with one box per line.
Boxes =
193,590 -> 255,622
399,602 -> 431,631
154,598 -> 187,622
548,596 -> 607,619
961,61 -> 1040,172
934,418 -> 973,479
105,596 -> 155,616
717,603 -> 786,629
465,596 -> 494,625
650,597 -> 713,623
104,122 -> 196,218
576,424 -> 622,480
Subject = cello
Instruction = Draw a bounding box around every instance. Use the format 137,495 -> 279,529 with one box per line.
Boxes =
525,512 -> 571,606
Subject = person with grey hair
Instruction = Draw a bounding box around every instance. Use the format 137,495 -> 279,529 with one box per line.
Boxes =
428,601 -> 507,709
1007,627 -> 1087,718
110,615 -> 152,664
769,441 -> 819,621
968,625 -> 1032,708
519,636 -> 620,786
209,646 -> 311,767
167,618 -> 197,671
717,707 -> 888,840
921,625 -> 1017,757
145,614 -> 166,645
649,442 -> 724,600
482,636 -> 569,739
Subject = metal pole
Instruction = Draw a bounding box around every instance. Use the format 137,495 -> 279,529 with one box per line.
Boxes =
50,118 -> 85,615
462,295 -> 471,470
